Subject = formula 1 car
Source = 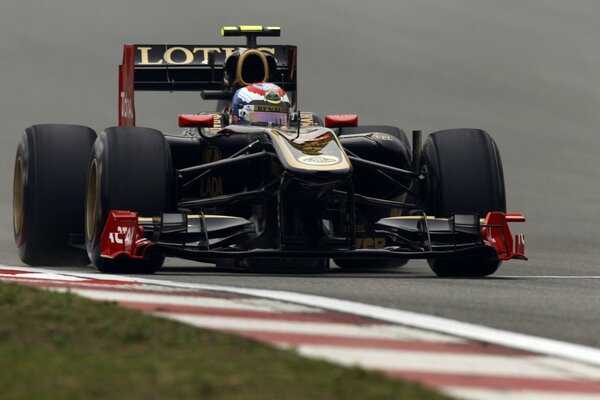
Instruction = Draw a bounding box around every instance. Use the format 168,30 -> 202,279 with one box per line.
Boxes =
13,26 -> 526,277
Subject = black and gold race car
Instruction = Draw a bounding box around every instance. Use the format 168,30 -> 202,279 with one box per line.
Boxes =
13,26 -> 526,277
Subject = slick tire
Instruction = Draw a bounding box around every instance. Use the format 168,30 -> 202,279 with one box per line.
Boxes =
85,127 -> 174,274
421,128 -> 506,277
14,124 -> 96,266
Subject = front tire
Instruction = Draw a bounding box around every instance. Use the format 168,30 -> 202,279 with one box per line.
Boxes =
421,128 -> 505,277
14,124 -> 96,266
85,127 -> 173,274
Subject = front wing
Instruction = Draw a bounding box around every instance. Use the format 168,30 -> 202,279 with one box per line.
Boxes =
100,210 -> 526,264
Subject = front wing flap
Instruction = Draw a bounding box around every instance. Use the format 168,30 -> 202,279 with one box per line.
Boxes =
100,210 -> 526,263
377,212 -> 526,261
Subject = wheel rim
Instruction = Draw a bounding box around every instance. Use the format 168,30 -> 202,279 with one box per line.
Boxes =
13,156 -> 23,236
86,159 -> 98,240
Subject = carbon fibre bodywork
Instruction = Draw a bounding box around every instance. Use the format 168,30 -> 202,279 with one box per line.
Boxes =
99,123 -> 525,268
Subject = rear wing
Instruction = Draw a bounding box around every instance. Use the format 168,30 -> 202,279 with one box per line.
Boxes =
119,43 -> 297,126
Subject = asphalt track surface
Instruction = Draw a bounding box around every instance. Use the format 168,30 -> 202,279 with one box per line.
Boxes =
1,1 -> 600,348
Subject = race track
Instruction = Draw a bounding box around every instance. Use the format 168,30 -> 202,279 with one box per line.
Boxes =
1,1 -> 600,347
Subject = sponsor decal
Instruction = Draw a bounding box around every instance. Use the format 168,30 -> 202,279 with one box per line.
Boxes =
297,155 -> 340,166
136,46 -> 276,66
202,146 -> 222,164
120,92 -> 134,120
264,89 -> 282,104
201,177 -> 223,197
108,226 -> 128,244
356,237 -> 387,249
201,146 -> 223,197
372,133 -> 396,141
254,105 -> 287,113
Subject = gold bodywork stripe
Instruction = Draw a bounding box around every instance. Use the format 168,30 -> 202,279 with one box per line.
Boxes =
268,129 -> 352,172
189,215 -> 243,219
235,49 -> 269,85
385,216 -> 486,223
138,215 -> 243,223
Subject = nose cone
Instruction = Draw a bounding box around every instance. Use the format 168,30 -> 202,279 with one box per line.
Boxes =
268,127 -> 352,177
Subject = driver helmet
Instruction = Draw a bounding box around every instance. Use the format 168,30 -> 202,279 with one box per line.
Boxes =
231,83 -> 291,126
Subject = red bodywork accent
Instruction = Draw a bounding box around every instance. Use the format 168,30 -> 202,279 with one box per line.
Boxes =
178,114 -> 215,128
118,44 -> 136,126
245,83 -> 287,97
482,212 -> 527,260
100,211 -> 152,260
325,114 -> 359,128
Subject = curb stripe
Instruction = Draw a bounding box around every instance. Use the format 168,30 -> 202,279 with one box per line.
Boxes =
295,345 -> 600,380
0,269 -> 34,275
387,371 -> 600,393
6,266 -> 600,366
3,265 -> 600,400
446,388 -> 600,400
32,282 -> 246,298
0,271 -> 135,286
60,288 -> 319,313
162,313 -> 465,342
96,275 -> 600,368
233,330 -> 532,355
119,302 -> 379,325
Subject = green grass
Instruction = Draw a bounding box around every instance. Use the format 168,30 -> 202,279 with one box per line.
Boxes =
0,282 -> 453,400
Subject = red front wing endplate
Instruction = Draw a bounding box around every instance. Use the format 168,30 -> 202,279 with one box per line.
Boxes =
481,212 -> 527,260
100,210 -> 152,260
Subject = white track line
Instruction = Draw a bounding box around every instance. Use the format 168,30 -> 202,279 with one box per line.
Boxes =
55,288 -> 319,313
4,265 -> 600,368
0,271 -> 88,281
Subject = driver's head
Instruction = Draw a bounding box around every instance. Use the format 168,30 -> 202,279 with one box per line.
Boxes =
231,83 -> 290,126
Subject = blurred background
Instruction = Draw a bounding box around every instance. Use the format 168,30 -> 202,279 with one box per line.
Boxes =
1,0 -> 599,268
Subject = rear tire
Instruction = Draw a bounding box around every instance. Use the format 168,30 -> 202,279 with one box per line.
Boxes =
85,127 -> 174,274
14,124 -> 96,266
421,128 -> 505,277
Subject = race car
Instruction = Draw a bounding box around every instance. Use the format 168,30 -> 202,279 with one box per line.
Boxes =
13,26 -> 526,277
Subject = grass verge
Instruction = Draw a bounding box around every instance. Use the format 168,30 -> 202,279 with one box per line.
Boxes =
0,282 -> 453,400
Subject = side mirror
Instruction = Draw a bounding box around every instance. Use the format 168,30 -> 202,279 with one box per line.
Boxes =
325,114 -> 358,128
179,114 -> 215,128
